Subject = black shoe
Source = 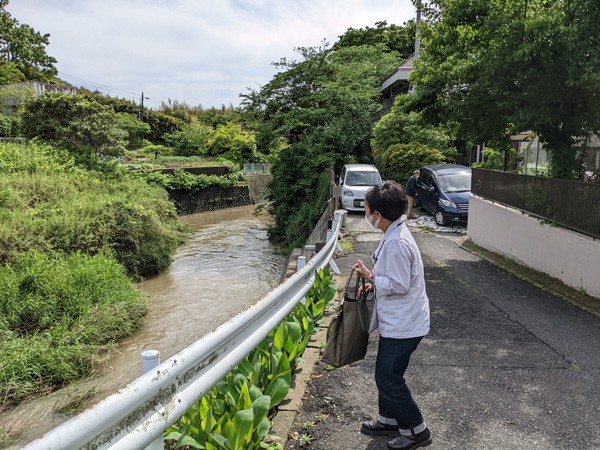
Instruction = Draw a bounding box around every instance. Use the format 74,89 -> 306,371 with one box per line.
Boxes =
360,420 -> 400,436
387,428 -> 432,450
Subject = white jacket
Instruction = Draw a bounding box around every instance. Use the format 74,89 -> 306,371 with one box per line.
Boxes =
369,219 -> 430,338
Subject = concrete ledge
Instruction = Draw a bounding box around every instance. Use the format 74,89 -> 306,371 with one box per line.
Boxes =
467,196 -> 600,299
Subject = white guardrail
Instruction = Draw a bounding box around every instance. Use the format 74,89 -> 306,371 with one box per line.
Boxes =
24,210 -> 347,450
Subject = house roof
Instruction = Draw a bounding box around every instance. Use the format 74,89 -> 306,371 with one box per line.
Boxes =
380,55 -> 414,93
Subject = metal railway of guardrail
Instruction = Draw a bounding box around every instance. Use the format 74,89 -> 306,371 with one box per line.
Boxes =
24,210 -> 346,450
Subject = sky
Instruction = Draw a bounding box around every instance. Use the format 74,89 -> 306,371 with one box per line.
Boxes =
7,0 -> 416,110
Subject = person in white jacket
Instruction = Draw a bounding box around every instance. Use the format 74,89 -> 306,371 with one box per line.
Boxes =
354,180 -> 432,450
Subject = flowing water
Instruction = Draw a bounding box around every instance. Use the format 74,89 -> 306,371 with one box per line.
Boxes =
1,205 -> 286,449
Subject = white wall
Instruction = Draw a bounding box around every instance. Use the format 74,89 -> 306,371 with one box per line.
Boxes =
467,196 -> 600,299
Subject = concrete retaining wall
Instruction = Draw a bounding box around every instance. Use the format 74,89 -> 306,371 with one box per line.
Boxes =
468,195 -> 600,298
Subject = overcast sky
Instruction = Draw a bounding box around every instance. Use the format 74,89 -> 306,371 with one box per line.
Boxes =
7,0 -> 416,110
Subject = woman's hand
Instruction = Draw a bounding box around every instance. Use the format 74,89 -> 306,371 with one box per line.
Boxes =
357,283 -> 374,298
353,259 -> 372,280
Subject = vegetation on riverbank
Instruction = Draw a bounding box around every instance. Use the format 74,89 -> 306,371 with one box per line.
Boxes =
0,140 -> 185,408
0,250 -> 148,409
0,141 -> 187,279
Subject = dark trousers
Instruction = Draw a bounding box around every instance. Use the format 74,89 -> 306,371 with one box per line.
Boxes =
375,336 -> 424,430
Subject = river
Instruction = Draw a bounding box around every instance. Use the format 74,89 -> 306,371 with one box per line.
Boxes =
1,205 -> 286,449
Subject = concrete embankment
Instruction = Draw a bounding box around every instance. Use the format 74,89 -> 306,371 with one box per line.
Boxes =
275,212 -> 600,450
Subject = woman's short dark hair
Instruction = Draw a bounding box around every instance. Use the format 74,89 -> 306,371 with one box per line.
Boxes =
365,181 -> 407,221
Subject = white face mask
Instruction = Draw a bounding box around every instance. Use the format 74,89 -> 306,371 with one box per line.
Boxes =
365,211 -> 381,230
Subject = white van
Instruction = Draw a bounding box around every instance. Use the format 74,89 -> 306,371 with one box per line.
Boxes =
339,164 -> 382,211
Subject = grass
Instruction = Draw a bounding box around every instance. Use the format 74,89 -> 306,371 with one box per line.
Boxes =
0,142 -> 187,279
0,250 -> 148,408
54,384 -> 98,415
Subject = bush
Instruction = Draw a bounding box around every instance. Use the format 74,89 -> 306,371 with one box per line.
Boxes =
138,169 -> 238,193
165,123 -> 214,156
373,142 -> 457,184
0,250 -> 148,407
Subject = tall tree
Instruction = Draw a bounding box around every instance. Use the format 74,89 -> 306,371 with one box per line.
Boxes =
410,0 -> 600,179
0,0 -> 58,79
334,20 -> 417,57
241,42 -> 402,246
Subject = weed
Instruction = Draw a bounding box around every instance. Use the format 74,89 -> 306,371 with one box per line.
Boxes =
504,256 -> 515,264
326,365 -> 336,372
303,421 -> 315,429
54,385 -> 98,415
299,434 -> 313,446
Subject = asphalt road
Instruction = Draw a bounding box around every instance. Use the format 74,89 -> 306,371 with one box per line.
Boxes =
284,212 -> 600,450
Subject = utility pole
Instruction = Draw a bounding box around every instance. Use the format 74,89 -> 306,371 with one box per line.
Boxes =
410,10 -> 422,93
414,10 -> 421,61
140,92 -> 149,122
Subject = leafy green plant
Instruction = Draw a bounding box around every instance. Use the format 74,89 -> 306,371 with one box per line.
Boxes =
164,269 -> 335,449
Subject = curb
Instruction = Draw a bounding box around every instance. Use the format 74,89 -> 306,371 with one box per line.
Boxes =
459,238 -> 600,318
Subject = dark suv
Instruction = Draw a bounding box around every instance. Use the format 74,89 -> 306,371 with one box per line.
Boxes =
416,164 -> 471,226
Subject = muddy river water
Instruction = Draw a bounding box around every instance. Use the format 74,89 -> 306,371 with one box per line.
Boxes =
1,205 -> 286,449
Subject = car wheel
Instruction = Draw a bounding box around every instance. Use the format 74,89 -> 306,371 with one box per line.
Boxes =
434,209 -> 447,226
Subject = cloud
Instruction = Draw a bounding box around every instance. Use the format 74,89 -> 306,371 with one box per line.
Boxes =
7,0 -> 415,108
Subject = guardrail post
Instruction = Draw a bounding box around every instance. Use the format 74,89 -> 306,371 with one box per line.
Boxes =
325,227 -> 340,274
141,351 -> 163,450
297,255 -> 306,271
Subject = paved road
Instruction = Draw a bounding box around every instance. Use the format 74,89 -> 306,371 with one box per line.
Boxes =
284,212 -> 600,450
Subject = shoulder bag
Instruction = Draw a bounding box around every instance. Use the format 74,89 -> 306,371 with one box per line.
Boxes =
322,269 -> 370,368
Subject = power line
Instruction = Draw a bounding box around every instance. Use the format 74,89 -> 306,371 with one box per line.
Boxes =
58,72 -> 164,105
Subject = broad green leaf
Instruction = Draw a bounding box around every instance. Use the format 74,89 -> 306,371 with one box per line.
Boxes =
175,435 -> 206,449
249,384 -> 263,402
236,358 -> 254,379
265,377 -> 290,408
228,408 -> 254,450
256,417 -> 271,441
209,432 -> 230,449
233,373 -> 247,395
250,395 -> 271,427
273,321 -> 286,350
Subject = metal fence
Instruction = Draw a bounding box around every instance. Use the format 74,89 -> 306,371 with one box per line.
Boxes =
23,210 -> 346,450
471,168 -> 600,239
243,163 -> 272,175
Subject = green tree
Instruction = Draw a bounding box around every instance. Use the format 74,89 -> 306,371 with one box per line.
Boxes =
118,113 -> 151,149
333,20 -> 417,56
208,122 -> 258,163
0,0 -> 58,79
372,96 -> 456,182
241,42 -> 402,246
411,0 -> 600,179
20,92 -> 127,155
165,123 -> 214,156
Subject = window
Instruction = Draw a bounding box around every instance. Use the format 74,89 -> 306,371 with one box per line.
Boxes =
345,171 -> 381,186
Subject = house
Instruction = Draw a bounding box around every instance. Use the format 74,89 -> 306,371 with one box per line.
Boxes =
371,56 -> 413,130
1,81 -> 78,115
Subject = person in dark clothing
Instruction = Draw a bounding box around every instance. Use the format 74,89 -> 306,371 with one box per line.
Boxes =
405,170 -> 422,219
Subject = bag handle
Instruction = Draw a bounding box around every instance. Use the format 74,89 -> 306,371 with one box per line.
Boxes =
346,268 -> 367,302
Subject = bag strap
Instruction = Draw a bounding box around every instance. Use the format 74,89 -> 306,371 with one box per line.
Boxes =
350,268 -> 367,302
